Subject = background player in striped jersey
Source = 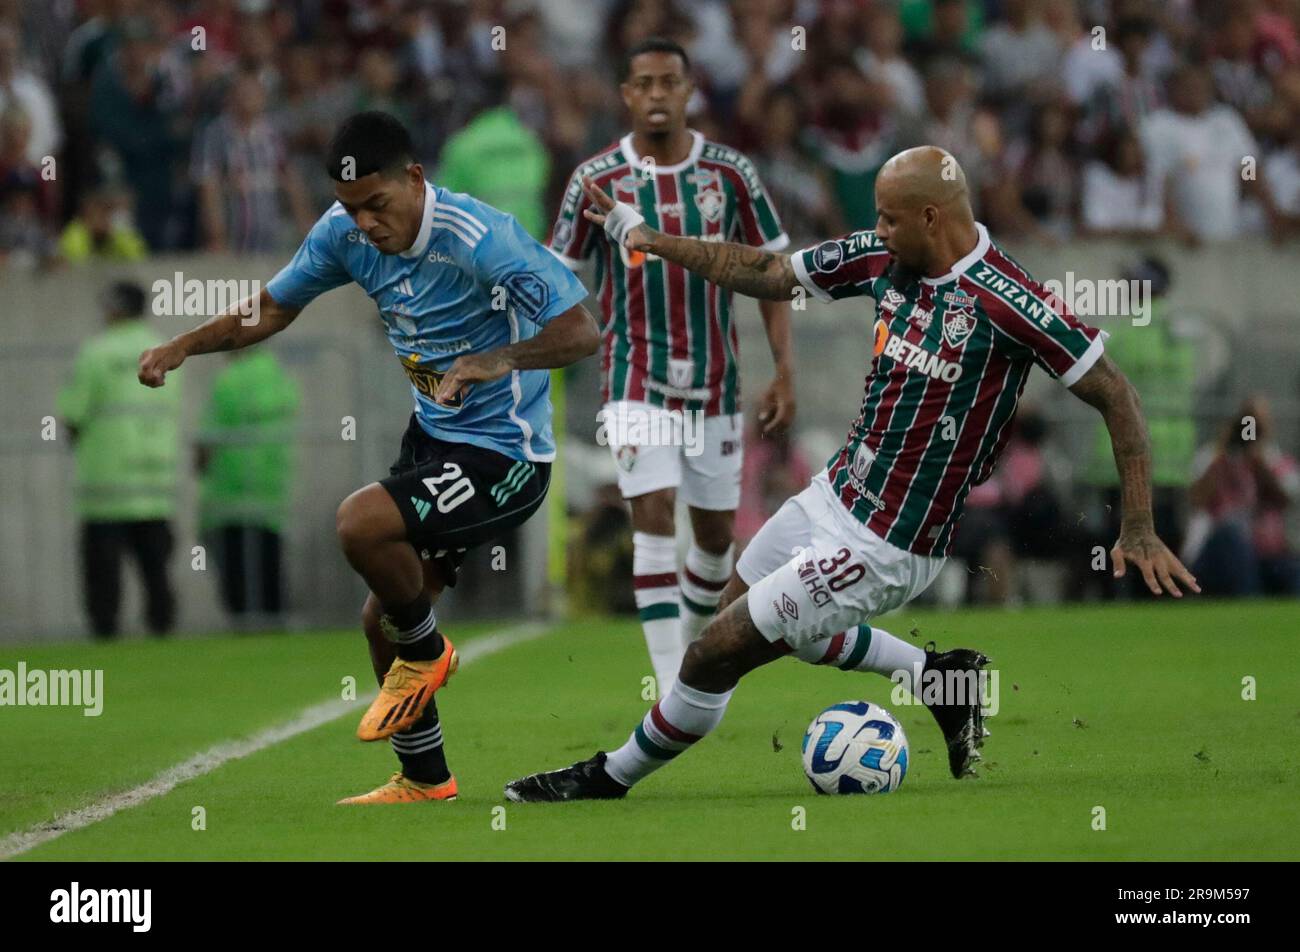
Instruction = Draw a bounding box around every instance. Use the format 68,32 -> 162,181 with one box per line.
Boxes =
506,145 -> 1199,802
138,112 -> 600,804
549,38 -> 796,694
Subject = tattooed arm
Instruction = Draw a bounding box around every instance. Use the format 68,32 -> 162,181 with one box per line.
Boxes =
580,175 -> 799,300
643,233 -> 798,300
1069,354 -> 1199,597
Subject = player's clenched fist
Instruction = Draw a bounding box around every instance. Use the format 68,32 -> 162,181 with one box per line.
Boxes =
138,342 -> 186,387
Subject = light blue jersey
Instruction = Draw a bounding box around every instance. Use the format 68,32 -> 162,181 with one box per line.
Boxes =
267,182 -> 588,462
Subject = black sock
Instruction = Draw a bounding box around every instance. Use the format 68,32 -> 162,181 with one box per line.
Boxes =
391,697 -> 450,784
384,594 -> 445,661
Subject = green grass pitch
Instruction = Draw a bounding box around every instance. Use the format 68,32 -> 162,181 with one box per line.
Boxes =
2,601 -> 1297,860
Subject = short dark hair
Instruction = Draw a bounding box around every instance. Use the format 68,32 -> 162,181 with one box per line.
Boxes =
105,280 -> 145,317
622,37 -> 690,81
325,111 -> 414,182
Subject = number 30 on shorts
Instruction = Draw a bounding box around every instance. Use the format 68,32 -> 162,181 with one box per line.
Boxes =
420,463 -> 476,513
818,547 -> 865,592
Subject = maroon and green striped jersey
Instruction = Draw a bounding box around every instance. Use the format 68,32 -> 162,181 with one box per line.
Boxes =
792,223 -> 1108,557
549,131 -> 788,416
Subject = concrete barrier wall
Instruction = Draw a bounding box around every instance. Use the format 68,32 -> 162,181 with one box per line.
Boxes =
0,236 -> 1295,640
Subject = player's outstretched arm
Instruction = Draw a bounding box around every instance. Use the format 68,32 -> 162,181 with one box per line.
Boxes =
580,175 -> 799,301
434,303 -> 600,406
138,288 -> 301,388
1069,354 -> 1200,597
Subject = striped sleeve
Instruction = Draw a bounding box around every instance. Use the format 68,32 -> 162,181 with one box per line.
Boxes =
547,164 -> 600,270
975,265 -> 1108,387
791,230 -> 891,303
727,152 -> 789,252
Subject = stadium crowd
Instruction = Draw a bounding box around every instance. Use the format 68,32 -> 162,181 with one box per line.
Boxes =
6,0 -> 1297,614
2,0 -> 1300,264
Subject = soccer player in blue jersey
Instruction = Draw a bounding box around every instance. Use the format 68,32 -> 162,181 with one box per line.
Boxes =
138,112 -> 599,803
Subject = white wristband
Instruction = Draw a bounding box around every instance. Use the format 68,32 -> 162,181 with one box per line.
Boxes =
603,201 -> 646,247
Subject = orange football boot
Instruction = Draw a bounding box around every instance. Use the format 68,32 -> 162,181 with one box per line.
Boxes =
336,772 -> 458,804
356,637 -> 459,741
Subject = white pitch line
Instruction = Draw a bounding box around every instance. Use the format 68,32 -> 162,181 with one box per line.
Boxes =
0,622 -> 551,860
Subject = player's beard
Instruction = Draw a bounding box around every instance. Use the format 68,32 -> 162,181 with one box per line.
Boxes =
884,259 -> 923,292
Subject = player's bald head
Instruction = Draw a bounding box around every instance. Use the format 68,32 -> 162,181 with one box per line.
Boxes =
872,146 -> 978,273
875,146 -> 971,216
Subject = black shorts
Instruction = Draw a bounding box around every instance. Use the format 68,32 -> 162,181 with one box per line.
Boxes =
379,414 -> 551,586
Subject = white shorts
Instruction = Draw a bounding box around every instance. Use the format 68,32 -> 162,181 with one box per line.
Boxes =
737,471 -> 945,650
600,400 -> 743,511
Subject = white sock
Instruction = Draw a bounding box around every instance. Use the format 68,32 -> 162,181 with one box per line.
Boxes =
633,531 -> 681,694
605,679 -> 734,787
793,625 -> 926,696
680,542 -> 733,646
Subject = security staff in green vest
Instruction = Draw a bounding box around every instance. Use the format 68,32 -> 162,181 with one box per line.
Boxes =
196,349 -> 300,621
436,77 -> 550,240
58,281 -> 182,637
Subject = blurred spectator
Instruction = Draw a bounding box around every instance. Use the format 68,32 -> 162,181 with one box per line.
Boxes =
61,0 -> 131,89
1077,15 -> 1163,149
57,281 -> 182,638
951,472 -> 1014,604
0,107 -> 58,269
1002,407 -> 1075,602
903,0 -> 982,72
272,42 -> 352,215
858,2 -> 926,119
192,70 -> 311,253
1209,3 -> 1275,139
979,0 -> 1062,135
1263,115 -> 1300,237
702,0 -> 800,113
88,16 -> 185,250
1186,395 -> 1300,596
197,349 -> 300,622
58,186 -> 147,262
352,45 -> 410,127
1052,0 -> 1123,108
1004,100 -> 1079,239
1078,127 -> 1166,237
437,77 -> 551,240
806,56 -> 900,229
1255,0 -> 1300,72
0,22 -> 63,165
1140,62 -> 1280,242
919,57 -> 1010,230
751,86 -> 844,244
951,406 -> 1073,604
1085,257 -> 1196,597
0,0 -> 1295,258
232,10 -> 283,98
569,483 -> 636,617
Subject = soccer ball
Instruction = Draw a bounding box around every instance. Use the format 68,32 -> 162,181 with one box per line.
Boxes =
801,700 -> 909,795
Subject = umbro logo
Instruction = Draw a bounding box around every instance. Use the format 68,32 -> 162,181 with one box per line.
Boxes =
410,496 -> 431,521
781,593 -> 799,620
881,289 -> 906,313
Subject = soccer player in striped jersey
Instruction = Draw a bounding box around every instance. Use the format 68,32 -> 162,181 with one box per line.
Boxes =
549,38 -> 796,694
505,145 -> 1199,802
138,112 -> 600,804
